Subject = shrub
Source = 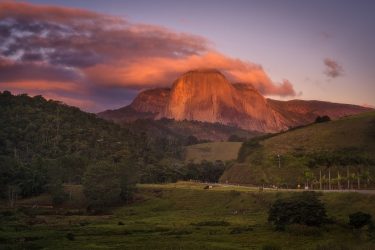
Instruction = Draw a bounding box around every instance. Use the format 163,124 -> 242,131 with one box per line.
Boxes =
348,212 -> 372,229
66,233 -> 75,241
268,192 -> 327,230
262,243 -> 282,250
50,181 -> 68,206
315,115 -> 331,123
230,225 -> 253,234
193,221 -> 230,227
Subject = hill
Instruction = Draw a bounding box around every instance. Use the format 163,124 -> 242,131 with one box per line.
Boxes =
0,91 -> 184,199
99,69 -> 372,133
221,111 -> 375,187
0,91 -> 138,198
185,142 -> 243,163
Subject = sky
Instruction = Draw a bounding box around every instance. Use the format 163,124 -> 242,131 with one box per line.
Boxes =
0,0 -> 374,112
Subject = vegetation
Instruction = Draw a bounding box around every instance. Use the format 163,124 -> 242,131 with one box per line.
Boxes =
348,212 -> 372,229
222,112 -> 375,187
1,91 -> 375,249
0,91 -> 137,199
268,192 -> 328,230
0,91 -> 186,204
1,182 -> 375,249
83,161 -> 122,208
138,160 -> 227,183
315,115 -> 331,123
126,117 -> 260,142
185,142 -> 243,163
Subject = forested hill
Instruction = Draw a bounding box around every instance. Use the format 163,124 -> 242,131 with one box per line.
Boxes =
0,91 -> 180,199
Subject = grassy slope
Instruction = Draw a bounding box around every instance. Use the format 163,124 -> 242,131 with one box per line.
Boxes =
261,111 -> 375,155
1,182 -> 375,249
221,111 -> 375,185
185,142 -> 243,163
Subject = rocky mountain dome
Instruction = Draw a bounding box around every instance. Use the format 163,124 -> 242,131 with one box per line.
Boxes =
99,69 -> 372,132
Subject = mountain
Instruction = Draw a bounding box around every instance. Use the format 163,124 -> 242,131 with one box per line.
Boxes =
99,69 -> 372,133
220,111 -> 375,186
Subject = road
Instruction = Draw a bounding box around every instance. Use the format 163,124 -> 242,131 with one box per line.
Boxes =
215,183 -> 375,195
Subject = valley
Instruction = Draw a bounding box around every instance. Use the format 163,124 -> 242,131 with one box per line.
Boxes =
1,1 -> 375,249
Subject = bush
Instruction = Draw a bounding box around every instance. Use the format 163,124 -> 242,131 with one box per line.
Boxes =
66,233 -> 75,241
262,243 -> 281,250
230,225 -> 253,234
193,221 -> 230,227
315,115 -> 331,123
348,212 -> 372,229
268,192 -> 327,230
50,181 -> 68,206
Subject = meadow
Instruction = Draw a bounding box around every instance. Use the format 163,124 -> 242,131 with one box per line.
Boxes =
185,142 -> 243,163
1,182 -> 375,250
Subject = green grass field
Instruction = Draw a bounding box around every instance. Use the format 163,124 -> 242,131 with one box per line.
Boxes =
222,111 -> 375,185
1,182 -> 375,250
185,142 -> 243,163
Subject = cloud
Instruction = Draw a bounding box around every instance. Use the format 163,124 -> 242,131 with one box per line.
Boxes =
0,1 -> 297,111
323,58 -> 344,78
84,52 -> 296,96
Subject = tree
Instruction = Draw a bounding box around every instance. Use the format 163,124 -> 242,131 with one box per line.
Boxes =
83,161 -> 121,208
185,135 -> 199,145
315,115 -> 331,123
118,158 -> 138,203
349,212 -> 372,229
268,192 -> 328,230
49,180 -> 68,206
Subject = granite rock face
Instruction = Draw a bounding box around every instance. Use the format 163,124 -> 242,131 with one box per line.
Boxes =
99,69 -> 371,132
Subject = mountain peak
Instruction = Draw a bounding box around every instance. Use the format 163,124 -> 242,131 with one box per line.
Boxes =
99,69 -> 372,133
184,68 -> 223,74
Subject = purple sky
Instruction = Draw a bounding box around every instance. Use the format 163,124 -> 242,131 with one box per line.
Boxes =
1,0 -> 374,111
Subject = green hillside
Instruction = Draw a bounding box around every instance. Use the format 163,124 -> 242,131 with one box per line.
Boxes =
221,111 -> 375,187
185,142 -> 243,163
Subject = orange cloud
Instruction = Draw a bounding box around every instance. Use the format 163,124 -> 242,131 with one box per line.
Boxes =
0,1 -> 297,112
0,80 -> 82,93
85,52 -> 296,96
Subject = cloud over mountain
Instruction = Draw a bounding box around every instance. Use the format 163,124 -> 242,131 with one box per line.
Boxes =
0,2 -> 296,111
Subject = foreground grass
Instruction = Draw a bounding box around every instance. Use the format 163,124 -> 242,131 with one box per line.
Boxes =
1,182 -> 375,249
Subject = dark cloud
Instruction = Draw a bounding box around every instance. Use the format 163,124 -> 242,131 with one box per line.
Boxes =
0,57 -> 81,83
0,2 -> 297,111
324,58 -> 344,78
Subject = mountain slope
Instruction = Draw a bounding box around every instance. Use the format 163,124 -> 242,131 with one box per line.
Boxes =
220,111 -> 375,186
119,118 -> 260,142
99,69 -> 371,133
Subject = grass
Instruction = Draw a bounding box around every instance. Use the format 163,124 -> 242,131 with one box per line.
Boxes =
1,182 -> 375,249
260,111 -> 375,155
185,142 -> 243,163
221,111 -> 375,185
